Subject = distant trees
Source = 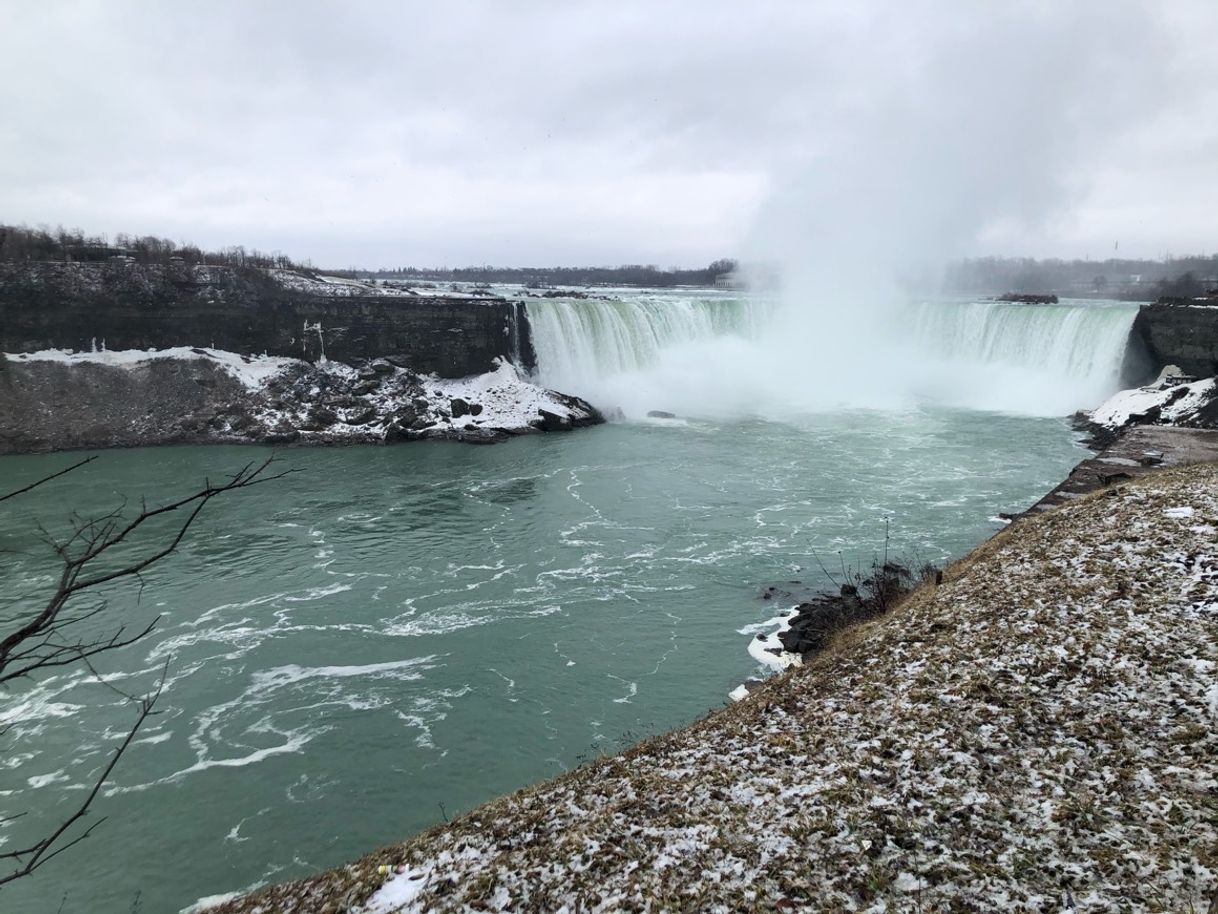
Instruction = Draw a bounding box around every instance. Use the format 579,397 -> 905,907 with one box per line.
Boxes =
363,258 -> 741,289
0,222 -> 738,288
943,254 -> 1218,299
0,224 -> 307,272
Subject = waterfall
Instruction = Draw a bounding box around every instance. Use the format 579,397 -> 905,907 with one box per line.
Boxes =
525,292 -> 1140,418
526,293 -> 771,391
899,298 -> 1141,415
910,299 -> 1139,387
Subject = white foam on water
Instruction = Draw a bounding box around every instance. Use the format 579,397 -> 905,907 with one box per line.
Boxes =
249,657 -> 436,691
283,581 -> 353,602
609,675 -> 638,704
26,769 -> 70,789
0,698 -> 85,726
382,610 -> 489,638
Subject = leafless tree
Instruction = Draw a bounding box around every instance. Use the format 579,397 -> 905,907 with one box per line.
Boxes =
0,455 -> 289,888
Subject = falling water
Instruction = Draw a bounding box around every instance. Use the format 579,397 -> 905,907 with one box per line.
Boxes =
526,291 -> 1140,418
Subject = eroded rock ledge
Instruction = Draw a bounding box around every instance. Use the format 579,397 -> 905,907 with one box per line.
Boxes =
0,349 -> 601,454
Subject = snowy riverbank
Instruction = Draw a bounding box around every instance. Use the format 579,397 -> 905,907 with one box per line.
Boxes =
0,348 -> 601,453
1077,365 -> 1217,448
210,461 -> 1218,913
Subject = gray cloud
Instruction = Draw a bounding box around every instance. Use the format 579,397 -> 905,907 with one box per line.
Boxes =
1,0 -> 1214,267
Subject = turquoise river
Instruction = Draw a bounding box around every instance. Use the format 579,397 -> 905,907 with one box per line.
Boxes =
0,292 -> 1139,913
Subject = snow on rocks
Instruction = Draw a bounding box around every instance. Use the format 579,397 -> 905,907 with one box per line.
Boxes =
265,269 -> 499,301
1086,364 -> 1217,435
245,354 -> 600,445
1,348 -> 601,451
212,463 -> 1218,913
742,608 -> 804,673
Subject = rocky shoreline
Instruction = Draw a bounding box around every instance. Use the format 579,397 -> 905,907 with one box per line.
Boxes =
0,348 -> 602,454
741,366 -> 1218,679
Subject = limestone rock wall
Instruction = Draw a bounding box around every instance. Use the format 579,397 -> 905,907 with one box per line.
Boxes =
1126,302 -> 1218,380
0,262 -> 535,378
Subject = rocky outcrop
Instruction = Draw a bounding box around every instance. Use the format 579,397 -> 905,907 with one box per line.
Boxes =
1074,365 -> 1218,450
1125,300 -> 1218,381
0,349 -> 601,454
0,262 -> 535,378
1016,424 -> 1218,517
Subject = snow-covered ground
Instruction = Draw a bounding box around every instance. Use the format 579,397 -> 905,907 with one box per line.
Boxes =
210,462 -> 1218,914
266,269 -> 499,301
6,346 -> 297,390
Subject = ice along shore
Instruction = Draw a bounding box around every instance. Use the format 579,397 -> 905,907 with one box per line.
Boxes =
207,460 -> 1218,913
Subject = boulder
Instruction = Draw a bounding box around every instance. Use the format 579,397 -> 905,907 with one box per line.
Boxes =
536,409 -> 571,432
298,406 -> 338,431
263,425 -> 300,444
384,422 -> 413,443
451,397 -> 471,419
345,408 -> 379,426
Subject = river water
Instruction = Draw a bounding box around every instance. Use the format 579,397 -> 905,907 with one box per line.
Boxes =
0,292 -> 1136,913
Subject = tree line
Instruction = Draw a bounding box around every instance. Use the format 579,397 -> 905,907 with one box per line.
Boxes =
0,223 -> 310,272
357,259 -> 739,288
0,224 -> 739,288
943,254 -> 1218,299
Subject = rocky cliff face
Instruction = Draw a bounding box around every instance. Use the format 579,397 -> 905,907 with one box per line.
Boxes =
1126,302 -> 1218,380
0,262 -> 535,378
0,349 -> 601,454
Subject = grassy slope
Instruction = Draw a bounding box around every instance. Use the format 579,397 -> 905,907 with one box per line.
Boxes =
216,464 -> 1218,914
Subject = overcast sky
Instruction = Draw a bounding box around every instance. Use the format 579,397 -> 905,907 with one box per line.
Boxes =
2,1 -> 1215,268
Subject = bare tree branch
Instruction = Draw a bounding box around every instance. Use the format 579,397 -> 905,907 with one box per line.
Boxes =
0,456 -> 291,673
0,678 -> 160,885
0,456 -> 97,504
0,454 -> 290,888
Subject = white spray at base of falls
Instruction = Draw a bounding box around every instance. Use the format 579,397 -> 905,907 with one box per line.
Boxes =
526,293 -> 1140,420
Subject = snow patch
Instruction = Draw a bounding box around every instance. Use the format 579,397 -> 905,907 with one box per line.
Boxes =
1089,375 -> 1216,430
6,346 -> 294,390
